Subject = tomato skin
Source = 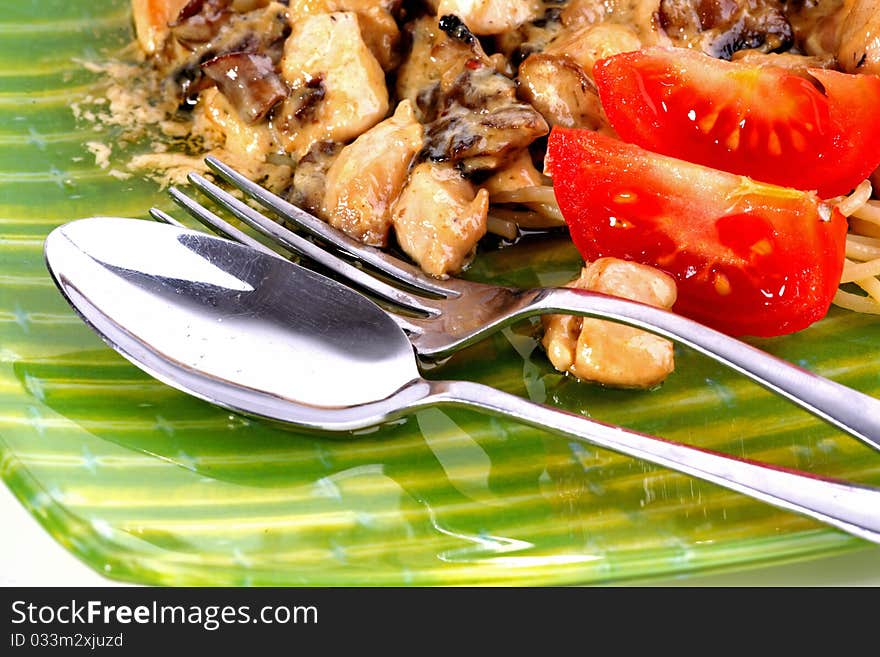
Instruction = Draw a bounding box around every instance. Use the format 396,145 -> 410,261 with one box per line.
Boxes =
593,47 -> 880,199
545,127 -> 848,337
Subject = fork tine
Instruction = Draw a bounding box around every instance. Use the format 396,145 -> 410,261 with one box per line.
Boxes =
149,207 -> 187,229
153,203 -> 426,335
155,200 -> 281,258
204,155 -> 458,298
175,176 -> 440,318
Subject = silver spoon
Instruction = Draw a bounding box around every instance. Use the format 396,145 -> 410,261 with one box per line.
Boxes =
43,216 -> 880,544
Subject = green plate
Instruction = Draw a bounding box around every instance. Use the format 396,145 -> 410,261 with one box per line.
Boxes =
3,0 -> 880,586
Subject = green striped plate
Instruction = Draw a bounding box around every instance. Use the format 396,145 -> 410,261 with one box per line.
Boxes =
3,0 -> 880,586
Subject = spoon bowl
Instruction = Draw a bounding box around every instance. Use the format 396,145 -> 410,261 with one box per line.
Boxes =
45,216 -> 426,430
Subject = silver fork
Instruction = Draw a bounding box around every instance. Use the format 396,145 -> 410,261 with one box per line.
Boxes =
152,155 -> 880,452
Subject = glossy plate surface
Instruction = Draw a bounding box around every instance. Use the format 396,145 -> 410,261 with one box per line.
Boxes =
3,0 -> 880,585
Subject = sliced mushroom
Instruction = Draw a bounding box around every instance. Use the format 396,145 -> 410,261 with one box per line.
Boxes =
396,15 -> 490,122
164,2 -> 290,107
169,0 -> 234,49
658,0 -> 793,59
291,140 -> 343,215
400,15 -> 548,173
201,52 -> 288,123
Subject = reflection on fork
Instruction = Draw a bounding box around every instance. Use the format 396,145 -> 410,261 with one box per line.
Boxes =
151,156 -> 880,452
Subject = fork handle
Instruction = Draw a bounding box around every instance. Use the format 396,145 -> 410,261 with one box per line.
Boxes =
527,287 -> 880,452
430,379 -> 880,544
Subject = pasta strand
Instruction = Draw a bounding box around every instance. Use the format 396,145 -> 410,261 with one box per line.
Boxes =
491,185 -> 557,205
832,288 -> 880,314
841,257 -> 880,283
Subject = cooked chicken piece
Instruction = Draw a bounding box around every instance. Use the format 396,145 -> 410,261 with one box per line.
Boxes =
561,0 -> 668,45
542,258 -> 678,389
391,161 -> 489,276
559,0 -> 603,27
784,0 -> 844,58
196,85 -> 291,186
482,150 -> 544,196
789,7 -> 840,56
200,86 -> 280,161
508,13 -> 639,130
507,21 -> 644,152
544,23 -> 642,74
836,0 -> 880,75
132,0 -> 190,54
288,0 -> 397,18
351,7 -> 402,71
398,15 -> 548,173
517,53 -> 608,130
322,100 -> 425,247
231,0 -> 270,10
786,0 -> 879,74
286,0 -> 402,70
658,0 -> 793,59
287,0 -> 397,19
426,0 -> 544,35
276,12 -> 389,158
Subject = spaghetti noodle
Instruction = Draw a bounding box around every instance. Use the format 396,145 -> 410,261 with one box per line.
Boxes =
835,180 -> 880,314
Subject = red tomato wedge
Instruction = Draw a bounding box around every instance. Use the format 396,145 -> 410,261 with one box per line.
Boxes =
593,47 -> 880,199
545,127 -> 848,337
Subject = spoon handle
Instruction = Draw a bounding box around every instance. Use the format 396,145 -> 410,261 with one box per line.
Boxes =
429,379 -> 880,544
526,287 -> 880,452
